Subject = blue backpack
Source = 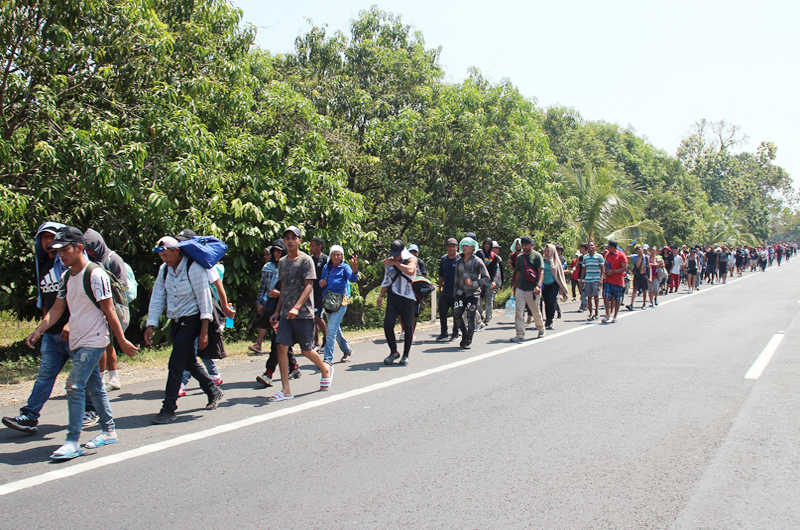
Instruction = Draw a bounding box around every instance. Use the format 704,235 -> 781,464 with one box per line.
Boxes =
177,236 -> 228,269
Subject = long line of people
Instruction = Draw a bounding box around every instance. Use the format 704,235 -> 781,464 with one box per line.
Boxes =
3,221 -> 796,461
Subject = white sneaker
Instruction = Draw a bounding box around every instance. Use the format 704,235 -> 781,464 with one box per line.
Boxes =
82,410 -> 100,428
105,370 -> 121,391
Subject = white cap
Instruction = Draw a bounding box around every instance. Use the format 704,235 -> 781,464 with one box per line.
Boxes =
329,245 -> 344,256
493,240 -> 500,249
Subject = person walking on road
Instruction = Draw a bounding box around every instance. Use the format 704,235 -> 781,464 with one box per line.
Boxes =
144,236 -> 224,422
602,240 -> 628,323
510,236 -> 545,342
541,243 -> 569,330
319,245 -> 358,364
267,227 -> 333,401
376,240 -> 418,365
25,226 -> 138,460
436,238 -> 461,342
453,237 -> 490,349
581,240 -> 605,320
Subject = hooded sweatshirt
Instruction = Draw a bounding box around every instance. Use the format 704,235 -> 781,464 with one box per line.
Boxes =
454,239 -> 490,297
35,221 -> 70,334
83,229 -> 128,287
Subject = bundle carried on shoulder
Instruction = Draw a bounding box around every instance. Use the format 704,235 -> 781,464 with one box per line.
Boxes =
177,236 -> 228,269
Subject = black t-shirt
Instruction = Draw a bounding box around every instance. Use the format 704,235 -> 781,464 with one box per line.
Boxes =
312,253 -> 328,301
439,255 -> 459,295
416,257 -> 428,277
706,251 -> 717,266
39,257 -> 70,334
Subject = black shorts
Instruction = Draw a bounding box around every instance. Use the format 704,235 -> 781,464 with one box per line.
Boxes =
633,275 -> 648,293
276,317 -> 315,350
687,267 -> 698,275
718,263 -> 728,274
313,297 -> 324,319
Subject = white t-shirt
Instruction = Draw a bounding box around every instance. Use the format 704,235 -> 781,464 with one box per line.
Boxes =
671,255 -> 684,275
58,264 -> 112,350
380,249 -> 416,300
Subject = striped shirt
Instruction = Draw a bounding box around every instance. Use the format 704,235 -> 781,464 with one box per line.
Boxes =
582,252 -> 604,282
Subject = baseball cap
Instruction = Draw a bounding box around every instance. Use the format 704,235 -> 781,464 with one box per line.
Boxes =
153,236 -> 180,252
493,240 -> 500,249
49,226 -> 84,250
175,229 -> 197,242
642,244 -> 650,250
446,238 -> 458,246
284,226 -> 301,238
607,240 -> 618,248
390,239 -> 405,258
408,244 -> 420,253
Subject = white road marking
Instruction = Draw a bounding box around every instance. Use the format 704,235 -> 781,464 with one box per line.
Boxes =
745,334 -> 785,380
0,264 -> 793,497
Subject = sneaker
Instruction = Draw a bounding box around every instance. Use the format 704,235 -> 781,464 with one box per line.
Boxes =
537,329 -> 545,338
557,310 -> 562,319
83,410 -> 100,428
256,373 -> 274,387
105,374 -> 121,392
152,410 -> 177,424
462,340 -> 472,349
397,334 -> 404,343
435,333 -> 449,342
449,333 -> 459,342
384,352 -> 399,365
510,336 -> 525,343
2,414 -> 39,434
178,384 -> 186,397
248,344 -> 262,353
476,322 -> 485,332
654,299 -> 659,306
205,388 -> 224,410
545,324 -> 554,330
212,375 -> 223,386
289,368 -> 302,379
399,355 -> 409,366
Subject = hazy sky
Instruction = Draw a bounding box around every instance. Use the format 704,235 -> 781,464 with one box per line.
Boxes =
236,0 -> 799,185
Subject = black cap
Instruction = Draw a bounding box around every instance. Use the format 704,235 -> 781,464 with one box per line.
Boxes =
284,226 -> 301,238
390,239 -> 405,258
607,240 -> 618,248
49,226 -> 84,250
464,232 -> 477,240
175,229 -> 197,242
520,236 -> 533,245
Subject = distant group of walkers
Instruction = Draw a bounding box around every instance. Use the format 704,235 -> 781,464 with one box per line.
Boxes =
3,221 -> 795,461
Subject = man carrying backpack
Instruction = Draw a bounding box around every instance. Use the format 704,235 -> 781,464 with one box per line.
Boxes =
376,240 -> 418,365
144,236 -> 224,424
25,226 -> 138,460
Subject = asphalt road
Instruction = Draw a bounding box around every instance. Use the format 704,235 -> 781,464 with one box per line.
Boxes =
1,260 -> 799,529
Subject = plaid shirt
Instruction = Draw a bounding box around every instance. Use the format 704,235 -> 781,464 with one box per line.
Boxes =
146,257 -> 213,326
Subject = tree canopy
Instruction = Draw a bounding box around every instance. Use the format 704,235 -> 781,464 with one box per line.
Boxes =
1,1 -> 794,332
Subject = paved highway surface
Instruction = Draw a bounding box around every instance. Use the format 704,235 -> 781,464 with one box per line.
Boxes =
1,260 -> 799,529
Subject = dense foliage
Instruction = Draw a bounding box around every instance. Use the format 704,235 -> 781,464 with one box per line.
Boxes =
1,1 -> 795,338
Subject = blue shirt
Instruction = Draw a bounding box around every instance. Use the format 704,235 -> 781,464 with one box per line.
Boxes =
543,262 -> 555,285
320,263 -> 358,295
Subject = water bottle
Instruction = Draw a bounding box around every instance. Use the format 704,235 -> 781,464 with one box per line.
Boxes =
505,297 -> 516,318
225,304 -> 234,328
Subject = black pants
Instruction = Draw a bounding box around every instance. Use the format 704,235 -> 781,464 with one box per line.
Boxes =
454,294 -> 478,343
384,291 -> 415,357
164,315 -> 216,413
542,282 -> 559,327
264,327 -> 297,375
438,292 -> 457,336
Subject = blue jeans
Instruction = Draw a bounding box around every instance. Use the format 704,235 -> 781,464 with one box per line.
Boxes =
181,358 -> 218,386
67,346 -> 114,442
22,333 -> 94,419
323,304 -> 352,364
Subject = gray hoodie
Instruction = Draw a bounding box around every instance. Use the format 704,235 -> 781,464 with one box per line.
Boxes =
83,229 -> 128,287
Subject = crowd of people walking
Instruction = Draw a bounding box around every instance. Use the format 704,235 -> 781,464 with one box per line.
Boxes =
2,220 -> 796,460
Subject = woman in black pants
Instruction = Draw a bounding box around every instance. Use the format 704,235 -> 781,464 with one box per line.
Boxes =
541,243 -> 569,330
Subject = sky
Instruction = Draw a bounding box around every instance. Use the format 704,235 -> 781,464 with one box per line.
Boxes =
235,0 -> 799,185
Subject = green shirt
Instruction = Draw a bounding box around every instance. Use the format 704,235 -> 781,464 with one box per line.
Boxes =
515,250 -> 544,291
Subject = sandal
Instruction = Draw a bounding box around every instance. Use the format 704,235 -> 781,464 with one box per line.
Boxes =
248,344 -> 262,353
269,391 -> 294,402
320,365 -> 334,391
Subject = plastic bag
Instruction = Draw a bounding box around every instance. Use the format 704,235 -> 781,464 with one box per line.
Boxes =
505,296 -> 516,318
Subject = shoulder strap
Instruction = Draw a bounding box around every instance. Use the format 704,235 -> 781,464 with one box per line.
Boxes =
82,262 -> 102,310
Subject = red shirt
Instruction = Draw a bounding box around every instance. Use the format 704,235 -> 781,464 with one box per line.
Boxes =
570,258 -> 581,281
604,250 -> 628,286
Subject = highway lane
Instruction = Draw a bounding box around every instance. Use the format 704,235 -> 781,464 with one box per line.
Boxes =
1,260 -> 798,529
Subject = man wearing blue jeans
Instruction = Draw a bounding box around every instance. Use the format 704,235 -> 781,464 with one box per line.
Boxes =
25,226 -> 138,460
3,222 -> 97,435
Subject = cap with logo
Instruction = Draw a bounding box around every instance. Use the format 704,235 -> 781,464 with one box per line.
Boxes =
48,226 -> 84,250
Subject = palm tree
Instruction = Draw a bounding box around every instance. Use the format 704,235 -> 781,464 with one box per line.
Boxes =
557,165 -> 665,247
700,205 -> 759,246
